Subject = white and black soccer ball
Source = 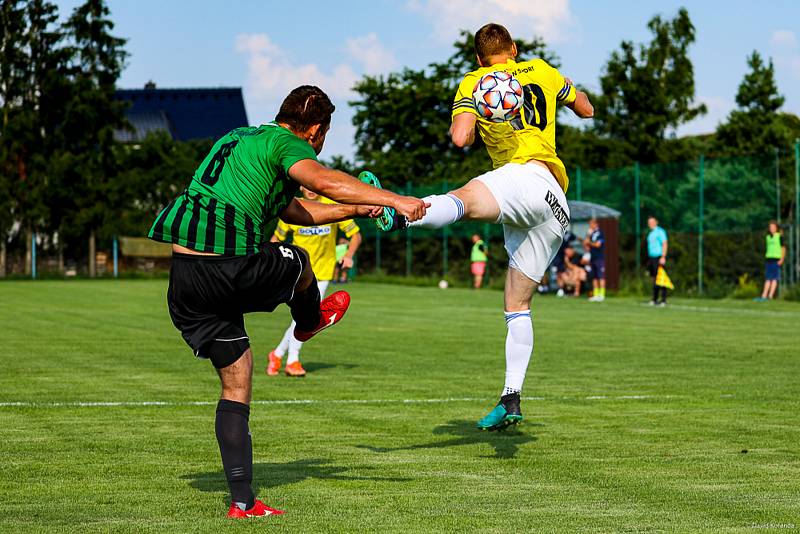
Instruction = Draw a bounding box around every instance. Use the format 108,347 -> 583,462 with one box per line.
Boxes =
473,71 -> 523,123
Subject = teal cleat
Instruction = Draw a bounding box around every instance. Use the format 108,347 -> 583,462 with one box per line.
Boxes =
358,171 -> 403,232
477,392 -> 523,431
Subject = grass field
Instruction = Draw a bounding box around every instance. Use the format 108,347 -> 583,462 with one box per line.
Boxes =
1,280 -> 799,533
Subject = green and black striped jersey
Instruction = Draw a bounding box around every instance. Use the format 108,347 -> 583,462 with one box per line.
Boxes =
148,122 -> 317,255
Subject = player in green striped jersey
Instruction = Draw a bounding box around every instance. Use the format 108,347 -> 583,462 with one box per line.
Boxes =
148,86 -> 427,518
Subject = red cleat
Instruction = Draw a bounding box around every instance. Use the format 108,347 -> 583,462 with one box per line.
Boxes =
227,499 -> 285,519
294,291 -> 350,342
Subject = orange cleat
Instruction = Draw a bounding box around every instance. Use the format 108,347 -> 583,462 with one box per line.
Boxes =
267,351 -> 282,376
284,361 -> 306,377
227,499 -> 285,519
294,291 -> 350,342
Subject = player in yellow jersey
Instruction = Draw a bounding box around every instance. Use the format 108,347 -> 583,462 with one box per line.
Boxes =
375,23 -> 594,430
267,187 -> 362,376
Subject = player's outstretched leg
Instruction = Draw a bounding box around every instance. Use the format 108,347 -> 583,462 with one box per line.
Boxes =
363,173 -> 500,231
477,267 -> 535,431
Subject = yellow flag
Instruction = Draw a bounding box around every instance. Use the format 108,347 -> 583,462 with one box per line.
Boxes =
656,266 -> 674,290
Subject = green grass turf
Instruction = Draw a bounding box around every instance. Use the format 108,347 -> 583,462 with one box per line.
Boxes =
1,280 -> 799,533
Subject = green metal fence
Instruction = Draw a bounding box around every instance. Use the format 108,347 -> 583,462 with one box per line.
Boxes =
359,142 -> 800,294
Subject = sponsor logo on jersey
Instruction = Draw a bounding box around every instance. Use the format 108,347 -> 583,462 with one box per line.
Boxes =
297,226 -> 332,236
545,190 -> 570,230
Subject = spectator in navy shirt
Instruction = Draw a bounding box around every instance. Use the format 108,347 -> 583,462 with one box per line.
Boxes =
584,219 -> 606,302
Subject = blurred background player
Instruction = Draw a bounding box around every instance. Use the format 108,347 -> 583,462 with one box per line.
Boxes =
334,237 -> 350,283
268,187 -> 362,376
373,23 -> 593,430
585,218 -> 606,301
756,220 -> 786,301
646,216 -> 669,306
470,234 -> 489,289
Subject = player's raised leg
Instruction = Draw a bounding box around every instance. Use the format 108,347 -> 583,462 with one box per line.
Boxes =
477,267 -> 535,431
289,251 -> 350,342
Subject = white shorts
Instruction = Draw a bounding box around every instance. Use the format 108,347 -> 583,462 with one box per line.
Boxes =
475,163 -> 570,283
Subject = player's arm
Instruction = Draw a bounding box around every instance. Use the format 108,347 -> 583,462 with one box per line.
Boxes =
450,113 -> 477,148
288,160 -> 427,221
554,70 -> 593,119
279,198 -> 382,227
780,241 -> 786,266
450,74 -> 479,148
660,238 -> 668,265
340,232 -> 362,269
566,89 -> 594,119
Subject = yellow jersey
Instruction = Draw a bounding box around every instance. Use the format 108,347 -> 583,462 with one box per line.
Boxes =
452,58 -> 576,192
273,199 -> 360,281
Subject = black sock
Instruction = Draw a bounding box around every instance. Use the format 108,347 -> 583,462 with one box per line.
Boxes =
289,280 -> 321,331
660,287 -> 668,303
215,399 -> 255,509
652,283 -> 660,302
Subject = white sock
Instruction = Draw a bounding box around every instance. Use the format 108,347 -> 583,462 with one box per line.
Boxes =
286,341 -> 302,364
407,194 -> 464,229
275,322 -> 295,357
503,311 -> 533,395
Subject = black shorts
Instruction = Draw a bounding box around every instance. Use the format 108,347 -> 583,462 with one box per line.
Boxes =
167,243 -> 306,368
647,257 -> 660,277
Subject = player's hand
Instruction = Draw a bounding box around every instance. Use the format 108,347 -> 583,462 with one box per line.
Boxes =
355,205 -> 384,218
564,77 -> 574,86
778,259 -> 784,266
341,256 -> 354,269
659,256 -> 666,266
394,196 -> 429,222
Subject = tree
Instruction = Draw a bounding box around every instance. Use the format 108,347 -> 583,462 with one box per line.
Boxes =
715,51 -> 790,155
0,0 -> 70,275
61,0 -> 127,276
350,31 -> 554,188
593,8 -> 706,163
0,0 -> 28,276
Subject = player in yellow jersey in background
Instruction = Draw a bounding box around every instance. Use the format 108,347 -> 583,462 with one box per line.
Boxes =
374,23 -> 594,430
268,186 -> 362,377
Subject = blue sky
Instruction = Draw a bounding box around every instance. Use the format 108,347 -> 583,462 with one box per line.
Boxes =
57,0 -> 800,159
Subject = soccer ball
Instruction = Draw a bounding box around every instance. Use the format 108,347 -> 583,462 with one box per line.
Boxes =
473,71 -> 523,123
438,279 -> 449,289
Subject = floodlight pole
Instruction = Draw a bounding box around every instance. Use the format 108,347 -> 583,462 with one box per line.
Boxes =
113,236 -> 119,278
775,147 -> 781,223
31,232 -> 37,280
698,155 -> 705,295
634,162 -> 641,278
795,140 -> 799,285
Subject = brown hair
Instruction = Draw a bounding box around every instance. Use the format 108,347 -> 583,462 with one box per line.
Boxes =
275,86 -> 335,133
475,23 -> 515,65
768,220 -> 781,233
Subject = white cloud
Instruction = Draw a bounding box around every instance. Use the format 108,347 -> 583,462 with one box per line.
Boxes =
771,29 -> 798,50
235,33 -> 358,102
769,29 -> 800,80
346,33 -> 398,74
408,0 -> 573,44
235,32 -> 398,158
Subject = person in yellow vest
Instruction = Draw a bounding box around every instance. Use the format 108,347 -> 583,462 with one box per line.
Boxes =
470,234 -> 489,289
268,187 -> 362,376
756,220 -> 786,301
